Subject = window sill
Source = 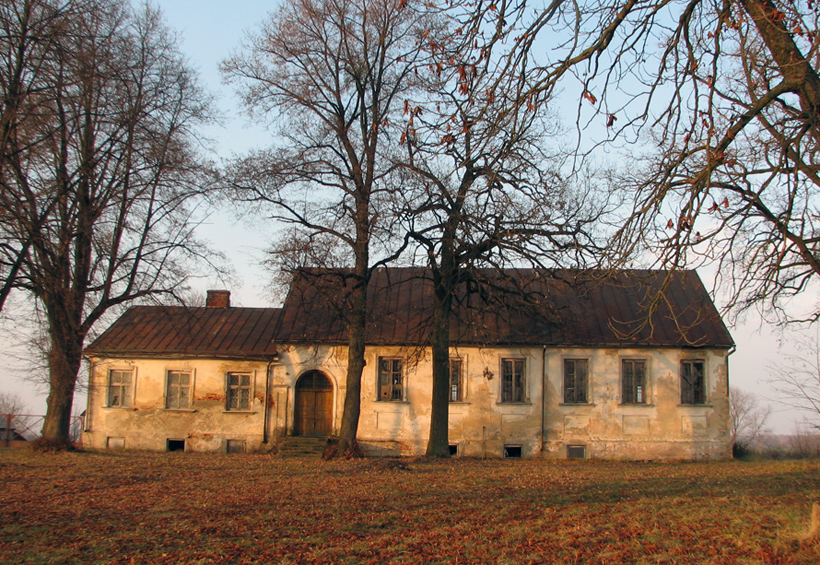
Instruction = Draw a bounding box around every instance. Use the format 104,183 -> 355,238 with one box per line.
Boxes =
222,410 -> 257,414
164,409 -> 197,413
559,402 -> 595,407
375,400 -> 409,404
497,401 -> 532,406
620,403 -> 653,407
102,406 -> 136,410
678,403 -> 712,407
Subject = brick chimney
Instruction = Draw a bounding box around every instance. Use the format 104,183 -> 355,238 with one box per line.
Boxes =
206,290 -> 231,308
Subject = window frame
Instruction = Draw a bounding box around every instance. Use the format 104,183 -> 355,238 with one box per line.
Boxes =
377,357 -> 405,402
680,359 -> 707,405
621,358 -> 649,404
563,358 -> 590,404
500,357 -> 527,403
225,371 -> 254,412
165,369 -> 195,410
449,358 -> 464,402
106,368 -> 135,408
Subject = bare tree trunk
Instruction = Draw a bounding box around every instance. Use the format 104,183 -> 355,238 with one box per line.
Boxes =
335,217 -> 370,457
426,289 -> 452,456
336,282 -> 367,457
41,330 -> 82,448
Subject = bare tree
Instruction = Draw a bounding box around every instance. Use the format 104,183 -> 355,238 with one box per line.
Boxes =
391,13 -> 612,455
730,386 -> 771,452
768,329 -> 820,428
0,391 -> 30,443
0,391 -> 27,416
0,0 -> 217,448
465,0 -> 820,323
222,0 -> 444,456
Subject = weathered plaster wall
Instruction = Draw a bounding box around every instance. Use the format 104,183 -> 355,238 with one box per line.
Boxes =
541,347 -> 731,460
85,344 -> 731,460
84,357 -> 269,452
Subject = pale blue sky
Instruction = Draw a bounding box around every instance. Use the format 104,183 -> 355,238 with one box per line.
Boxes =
0,0 -> 805,434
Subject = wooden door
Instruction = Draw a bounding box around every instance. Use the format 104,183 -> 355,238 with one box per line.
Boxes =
294,371 -> 333,436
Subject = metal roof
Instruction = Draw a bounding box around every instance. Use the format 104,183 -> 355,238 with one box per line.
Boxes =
276,268 -> 734,348
86,268 -> 733,358
85,306 -> 282,359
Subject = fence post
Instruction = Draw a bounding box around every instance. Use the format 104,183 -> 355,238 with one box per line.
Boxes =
3,413 -> 9,448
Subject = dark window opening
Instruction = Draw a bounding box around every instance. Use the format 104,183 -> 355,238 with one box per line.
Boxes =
449,444 -> 458,456
503,445 -> 522,458
681,359 -> 706,405
378,358 -> 404,401
564,359 -> 589,404
622,359 -> 647,404
449,359 -> 463,402
567,445 -> 586,459
501,359 -> 525,402
227,440 -> 246,454
167,439 -> 185,452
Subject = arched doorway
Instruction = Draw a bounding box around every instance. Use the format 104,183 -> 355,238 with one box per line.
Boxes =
294,371 -> 333,437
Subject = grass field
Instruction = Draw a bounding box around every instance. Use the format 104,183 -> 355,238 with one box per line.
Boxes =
2,450 -> 820,564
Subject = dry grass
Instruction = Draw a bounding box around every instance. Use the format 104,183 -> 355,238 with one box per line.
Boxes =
2,450 -> 820,564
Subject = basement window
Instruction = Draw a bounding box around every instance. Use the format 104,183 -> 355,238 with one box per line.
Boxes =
167,439 -> 185,452
503,445 -> 522,458
567,445 -> 586,459
227,440 -> 246,454
106,436 -> 125,450
449,444 -> 459,456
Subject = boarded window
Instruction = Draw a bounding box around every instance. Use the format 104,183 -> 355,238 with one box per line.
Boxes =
567,445 -> 586,459
227,440 -> 246,454
106,436 -> 125,450
563,359 -> 588,404
681,360 -> 706,405
226,373 -> 252,410
378,358 -> 403,401
166,371 -> 192,409
501,358 -> 525,402
621,359 -> 647,404
449,359 -> 463,402
107,370 -> 133,407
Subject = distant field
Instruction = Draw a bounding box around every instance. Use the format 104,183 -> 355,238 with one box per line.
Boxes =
2,451 -> 820,564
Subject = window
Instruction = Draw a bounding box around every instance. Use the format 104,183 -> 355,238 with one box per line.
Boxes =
563,359 -> 589,404
621,359 -> 647,404
166,371 -> 192,410
501,358 -> 525,402
167,439 -> 185,452
226,440 -> 246,454
226,372 -> 252,411
378,358 -> 403,401
503,445 -> 523,458
107,369 -> 134,407
449,359 -> 463,402
567,445 -> 586,459
681,359 -> 706,404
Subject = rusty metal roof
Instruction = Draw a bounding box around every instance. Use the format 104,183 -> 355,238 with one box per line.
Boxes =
85,306 -> 282,359
86,268 -> 733,358
276,268 -> 733,348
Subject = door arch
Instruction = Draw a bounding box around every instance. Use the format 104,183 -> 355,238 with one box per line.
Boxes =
294,371 -> 333,437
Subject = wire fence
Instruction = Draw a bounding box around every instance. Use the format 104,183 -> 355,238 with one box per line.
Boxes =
1,413 -> 84,448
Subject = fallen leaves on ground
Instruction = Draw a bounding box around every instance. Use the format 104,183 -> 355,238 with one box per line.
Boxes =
1,451 -> 819,564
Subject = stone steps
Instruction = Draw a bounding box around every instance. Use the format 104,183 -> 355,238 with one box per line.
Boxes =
279,436 -> 328,458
